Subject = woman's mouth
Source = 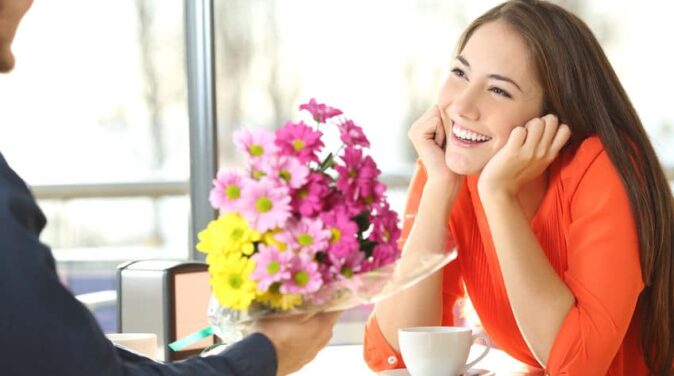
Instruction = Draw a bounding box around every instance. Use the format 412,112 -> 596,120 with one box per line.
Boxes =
451,123 -> 492,145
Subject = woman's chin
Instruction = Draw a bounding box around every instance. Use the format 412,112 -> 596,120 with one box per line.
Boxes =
445,155 -> 482,176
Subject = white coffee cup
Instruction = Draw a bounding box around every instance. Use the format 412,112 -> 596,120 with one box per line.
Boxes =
398,326 -> 491,376
106,333 -> 158,359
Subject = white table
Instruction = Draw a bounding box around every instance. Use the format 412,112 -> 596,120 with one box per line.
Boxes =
292,344 -> 543,375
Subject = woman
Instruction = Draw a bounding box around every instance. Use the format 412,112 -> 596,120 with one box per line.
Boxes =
364,1 -> 674,375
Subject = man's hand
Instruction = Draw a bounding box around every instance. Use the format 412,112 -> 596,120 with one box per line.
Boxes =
253,311 -> 342,375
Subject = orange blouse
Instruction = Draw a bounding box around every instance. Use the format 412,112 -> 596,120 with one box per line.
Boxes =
363,137 -> 648,375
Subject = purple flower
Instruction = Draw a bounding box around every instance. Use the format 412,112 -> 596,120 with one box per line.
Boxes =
281,253 -> 322,294
240,178 -> 292,233
275,121 -> 324,164
320,205 -> 359,259
278,217 -> 331,255
299,98 -> 343,123
292,172 -> 330,217
250,244 -> 293,292
338,119 -> 370,148
261,155 -> 309,190
362,243 -> 400,272
233,128 -> 278,161
209,170 -> 245,213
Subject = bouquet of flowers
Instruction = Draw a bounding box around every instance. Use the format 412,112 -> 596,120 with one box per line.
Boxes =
184,99 -> 456,347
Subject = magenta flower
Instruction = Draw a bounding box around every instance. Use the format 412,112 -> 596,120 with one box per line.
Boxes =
370,204 -> 401,245
338,119 -> 370,148
362,243 -> 400,272
275,121 -> 324,164
320,205 -> 359,259
209,170 -> 245,213
233,128 -> 279,161
281,253 -> 322,294
261,155 -> 309,190
251,244 -> 293,292
335,146 -> 381,202
278,217 -> 331,255
299,98 -> 343,123
292,172 -> 330,217
240,178 -> 292,233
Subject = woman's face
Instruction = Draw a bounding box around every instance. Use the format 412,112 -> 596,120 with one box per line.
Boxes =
438,20 -> 545,176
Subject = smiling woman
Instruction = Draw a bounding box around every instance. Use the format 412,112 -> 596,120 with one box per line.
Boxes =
367,1 -> 674,375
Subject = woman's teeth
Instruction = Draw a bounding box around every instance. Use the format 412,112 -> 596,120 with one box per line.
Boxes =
452,125 -> 492,143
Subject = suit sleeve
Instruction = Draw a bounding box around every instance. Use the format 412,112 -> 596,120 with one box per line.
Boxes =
363,161 -> 463,372
0,161 -> 276,376
545,151 -> 643,374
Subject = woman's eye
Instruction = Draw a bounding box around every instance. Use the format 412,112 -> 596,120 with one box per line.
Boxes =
451,67 -> 467,80
489,86 -> 512,98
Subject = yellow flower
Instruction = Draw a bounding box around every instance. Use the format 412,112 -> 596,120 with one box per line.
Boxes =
209,252 -> 257,311
197,213 -> 261,256
262,229 -> 288,252
257,283 -> 302,311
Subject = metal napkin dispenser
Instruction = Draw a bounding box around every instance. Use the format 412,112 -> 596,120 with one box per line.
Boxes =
117,260 -> 214,361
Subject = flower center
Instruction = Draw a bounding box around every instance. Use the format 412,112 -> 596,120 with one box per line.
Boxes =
363,196 -> 374,205
298,188 -> 309,199
228,274 -> 243,289
348,169 -> 356,178
341,266 -> 353,278
230,228 -> 244,240
294,271 -> 309,286
279,170 -> 291,182
298,234 -> 314,247
249,144 -> 264,157
383,229 -> 390,242
267,260 -> 280,275
252,170 -> 266,179
292,139 -> 306,152
225,185 -> 240,200
330,228 -> 341,243
256,197 -> 273,213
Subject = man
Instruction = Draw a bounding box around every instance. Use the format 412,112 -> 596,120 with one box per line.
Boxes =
0,0 -> 341,375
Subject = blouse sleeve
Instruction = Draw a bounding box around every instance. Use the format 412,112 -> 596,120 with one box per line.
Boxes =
363,161 -> 464,372
546,150 -> 643,374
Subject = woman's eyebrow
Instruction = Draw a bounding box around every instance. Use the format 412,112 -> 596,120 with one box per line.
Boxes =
455,55 -> 523,93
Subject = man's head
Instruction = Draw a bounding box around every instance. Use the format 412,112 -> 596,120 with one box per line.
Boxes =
0,0 -> 32,72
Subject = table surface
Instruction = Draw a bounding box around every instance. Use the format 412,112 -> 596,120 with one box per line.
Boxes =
291,344 -> 545,376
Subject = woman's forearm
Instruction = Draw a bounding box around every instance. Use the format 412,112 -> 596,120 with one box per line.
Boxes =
480,190 -> 574,366
374,181 -> 459,351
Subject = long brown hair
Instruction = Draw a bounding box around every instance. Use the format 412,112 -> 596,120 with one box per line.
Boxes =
457,1 -> 674,374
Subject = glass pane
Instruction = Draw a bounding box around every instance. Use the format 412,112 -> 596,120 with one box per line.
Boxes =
0,0 -> 188,332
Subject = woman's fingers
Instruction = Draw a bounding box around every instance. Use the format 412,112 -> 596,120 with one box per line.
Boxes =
536,114 -> 559,157
522,118 -> 545,156
550,123 -> 571,155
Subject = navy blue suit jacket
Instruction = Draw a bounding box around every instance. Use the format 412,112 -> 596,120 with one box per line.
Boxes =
0,152 -> 277,375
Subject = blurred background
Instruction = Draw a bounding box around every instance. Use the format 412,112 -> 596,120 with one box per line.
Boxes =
0,0 -> 672,343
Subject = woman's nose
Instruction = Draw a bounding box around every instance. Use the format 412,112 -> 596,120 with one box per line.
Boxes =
449,85 -> 480,121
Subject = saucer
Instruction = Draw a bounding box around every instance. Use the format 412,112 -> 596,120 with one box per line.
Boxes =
378,368 -> 495,376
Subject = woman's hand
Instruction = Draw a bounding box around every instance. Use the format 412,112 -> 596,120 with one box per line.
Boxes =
478,114 -> 571,197
408,105 -> 463,188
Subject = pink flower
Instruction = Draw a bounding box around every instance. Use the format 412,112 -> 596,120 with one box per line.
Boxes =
251,244 -> 293,291
233,128 -> 279,161
320,205 -> 359,259
209,170 -> 245,213
261,156 -> 309,190
275,121 -> 324,164
281,253 -> 322,294
370,204 -> 401,245
338,119 -> 370,148
240,178 -> 292,232
278,217 -> 331,255
292,172 -> 330,217
335,146 -> 381,202
362,243 -> 400,272
299,98 -> 343,123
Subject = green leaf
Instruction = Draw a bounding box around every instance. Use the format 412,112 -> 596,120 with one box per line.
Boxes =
319,153 -> 335,172
353,212 -> 371,233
